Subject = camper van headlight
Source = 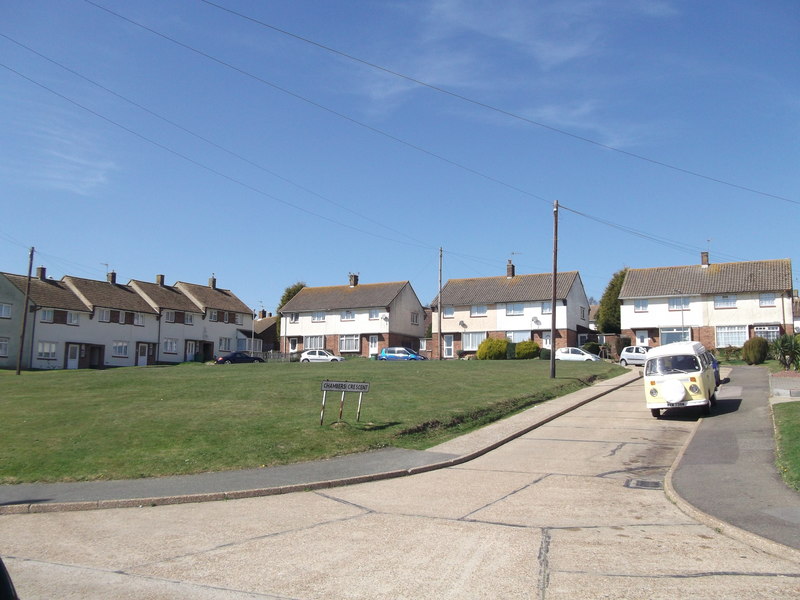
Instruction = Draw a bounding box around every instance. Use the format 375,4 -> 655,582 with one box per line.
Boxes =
649,388 -> 658,397
689,384 -> 701,394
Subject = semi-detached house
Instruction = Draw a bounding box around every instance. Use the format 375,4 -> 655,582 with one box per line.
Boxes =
618,253 -> 794,349
431,261 -> 591,359
279,274 -> 425,357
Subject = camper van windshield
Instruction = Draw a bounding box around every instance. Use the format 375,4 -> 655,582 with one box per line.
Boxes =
645,355 -> 700,376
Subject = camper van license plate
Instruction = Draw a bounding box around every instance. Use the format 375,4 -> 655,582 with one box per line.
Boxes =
667,401 -> 686,407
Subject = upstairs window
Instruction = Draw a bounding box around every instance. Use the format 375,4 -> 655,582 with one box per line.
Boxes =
98,308 -> 110,322
541,302 -> 552,315
634,299 -> 649,312
470,305 -> 488,317
668,297 -> 690,311
341,310 -> 355,321
134,313 -> 144,326
0,303 -> 11,319
443,306 -> 454,319
714,294 -> 737,309
209,310 -> 218,322
165,310 -> 175,323
506,303 -> 524,316
759,293 -> 776,307
185,313 -> 194,325
369,309 -> 380,320
411,312 -> 419,325
312,312 -> 326,323
67,312 -> 79,325
289,313 -> 299,323
40,309 -> 54,323
235,313 -> 243,325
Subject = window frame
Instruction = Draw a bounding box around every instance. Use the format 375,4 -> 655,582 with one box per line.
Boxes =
714,294 -> 737,310
98,308 -> 110,322
40,309 -> 54,323
163,338 -> 178,354
505,303 -> 524,317
0,303 -> 11,319
715,325 -> 747,347
339,334 -> 359,353
759,293 -> 776,308
541,301 -> 552,315
312,311 -> 326,323
112,340 -> 129,357
470,305 -> 488,318
66,311 -> 79,326
633,299 -> 649,313
462,331 -> 487,351
37,341 -> 57,360
219,337 -> 232,352
369,309 -> 380,320
209,309 -> 218,322
0,336 -> 9,357
754,325 -> 780,342
165,310 -> 175,323
341,310 -> 355,322
304,335 -> 324,350
411,311 -> 419,325
443,306 -> 454,319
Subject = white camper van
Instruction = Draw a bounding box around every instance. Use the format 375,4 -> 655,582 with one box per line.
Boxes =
643,341 -> 717,418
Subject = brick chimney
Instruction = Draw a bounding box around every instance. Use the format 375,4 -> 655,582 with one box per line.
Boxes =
701,252 -> 709,268
36,266 -> 46,280
156,274 -> 165,286
258,309 -> 267,319
107,271 -> 117,284
349,273 -> 359,287
506,260 -> 516,278
209,275 -> 217,289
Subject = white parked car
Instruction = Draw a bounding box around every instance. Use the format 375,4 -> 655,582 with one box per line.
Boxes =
554,347 -> 601,362
619,346 -> 650,366
300,349 -> 344,363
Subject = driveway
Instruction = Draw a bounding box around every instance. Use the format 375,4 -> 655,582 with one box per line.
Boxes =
2,381 -> 799,599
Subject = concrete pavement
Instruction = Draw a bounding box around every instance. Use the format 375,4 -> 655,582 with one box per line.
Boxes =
2,366 -> 799,557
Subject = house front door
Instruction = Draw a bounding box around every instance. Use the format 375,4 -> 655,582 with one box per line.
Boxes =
185,340 -> 197,362
66,344 -> 79,369
635,330 -> 649,346
443,335 -> 454,358
136,343 -> 148,366
542,331 -> 552,348
369,335 -> 378,356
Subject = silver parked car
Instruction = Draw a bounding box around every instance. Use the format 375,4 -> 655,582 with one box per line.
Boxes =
619,346 -> 650,366
300,349 -> 344,363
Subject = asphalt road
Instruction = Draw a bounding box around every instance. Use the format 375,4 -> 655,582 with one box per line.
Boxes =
2,377 -> 799,599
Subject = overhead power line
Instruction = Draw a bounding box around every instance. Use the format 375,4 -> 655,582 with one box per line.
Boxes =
198,0 -> 798,207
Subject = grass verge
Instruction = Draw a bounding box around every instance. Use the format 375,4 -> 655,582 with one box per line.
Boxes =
0,359 -> 625,483
773,402 -> 800,491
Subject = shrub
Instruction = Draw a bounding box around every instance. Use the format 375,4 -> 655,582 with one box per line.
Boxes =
506,342 -> 517,359
582,341 -> 601,355
476,337 -> 508,360
772,334 -> 800,371
742,336 -> 769,365
719,346 -> 741,362
515,340 -> 540,360
539,348 -> 551,361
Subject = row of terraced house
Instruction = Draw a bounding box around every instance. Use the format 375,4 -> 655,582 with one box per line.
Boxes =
0,268 -> 259,370
1,253 -> 796,369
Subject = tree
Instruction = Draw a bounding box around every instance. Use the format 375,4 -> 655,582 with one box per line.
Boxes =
275,281 -> 306,340
596,268 -> 627,334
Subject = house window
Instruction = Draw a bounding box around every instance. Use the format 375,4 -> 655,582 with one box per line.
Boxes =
0,303 -> 11,318
506,303 -> 524,316
716,325 -> 747,347
185,313 -> 194,325
341,310 -> 355,321
219,337 -> 232,352
411,312 -> 419,325
209,310 -> 218,322
443,306 -> 454,319
223,312 -> 229,324
37,341 -> 57,359
235,313 -> 243,325
289,313 -> 299,323
754,326 -> 780,341
165,311 -> 175,323
67,312 -> 79,325
462,331 -> 487,351
470,305 -> 487,318
634,299 -> 649,312
40,309 -> 54,323
660,327 -> 690,344
668,297 -> 690,311
312,312 -> 326,322
118,311 -> 126,324
134,313 -> 144,326
369,309 -> 380,320
714,294 -> 737,309
112,340 -> 128,357
163,338 -> 178,354
0,337 -> 9,357
759,293 -> 776,307
419,339 -> 427,351
541,302 -> 552,315
580,307 -> 586,320
289,338 -> 298,352
304,335 -> 323,350
99,308 -> 110,322
506,331 -> 530,343
339,334 -> 359,352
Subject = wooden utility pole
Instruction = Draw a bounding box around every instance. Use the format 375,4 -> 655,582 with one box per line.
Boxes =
16,247 -> 34,375
437,247 -> 443,360
550,202 -> 558,379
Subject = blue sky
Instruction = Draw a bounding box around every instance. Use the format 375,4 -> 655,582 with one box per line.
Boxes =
2,0 -> 798,312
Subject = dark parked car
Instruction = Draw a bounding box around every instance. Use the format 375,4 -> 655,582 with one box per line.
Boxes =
215,351 -> 264,364
378,347 -> 427,361
0,557 -> 19,600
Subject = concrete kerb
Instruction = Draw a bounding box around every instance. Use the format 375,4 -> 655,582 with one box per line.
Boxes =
1,370 -> 641,515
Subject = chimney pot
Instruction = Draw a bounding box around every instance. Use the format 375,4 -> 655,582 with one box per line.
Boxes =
36,266 -> 46,280
107,271 -> 117,284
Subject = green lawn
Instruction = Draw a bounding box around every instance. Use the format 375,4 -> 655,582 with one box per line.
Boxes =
0,359 -> 625,483
774,402 -> 800,492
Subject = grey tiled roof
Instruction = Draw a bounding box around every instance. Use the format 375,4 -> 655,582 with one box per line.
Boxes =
63,276 -> 158,314
280,281 -> 412,312
619,259 -> 792,298
2,272 -> 90,312
174,281 -> 251,313
129,280 -> 201,313
432,272 -> 580,306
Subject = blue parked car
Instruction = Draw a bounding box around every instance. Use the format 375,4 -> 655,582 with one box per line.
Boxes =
378,347 -> 427,361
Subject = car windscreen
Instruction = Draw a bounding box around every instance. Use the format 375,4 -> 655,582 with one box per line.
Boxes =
645,355 -> 700,376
